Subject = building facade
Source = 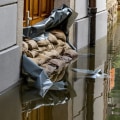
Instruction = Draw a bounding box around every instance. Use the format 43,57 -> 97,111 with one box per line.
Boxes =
0,0 -> 118,120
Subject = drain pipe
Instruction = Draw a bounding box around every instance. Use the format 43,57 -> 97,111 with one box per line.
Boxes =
88,0 -> 97,47
86,1 -> 97,119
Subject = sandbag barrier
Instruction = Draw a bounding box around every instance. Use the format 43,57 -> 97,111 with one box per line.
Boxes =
22,5 -> 78,97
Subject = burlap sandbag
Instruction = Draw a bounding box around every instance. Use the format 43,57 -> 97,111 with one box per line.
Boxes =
48,33 -> 58,45
50,29 -> 66,42
26,40 -> 38,50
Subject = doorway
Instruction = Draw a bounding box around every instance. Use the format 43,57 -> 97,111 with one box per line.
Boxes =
22,1 -> 54,120
23,0 -> 54,26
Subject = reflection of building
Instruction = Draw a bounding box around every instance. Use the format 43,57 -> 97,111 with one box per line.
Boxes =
106,9 -> 120,119
107,68 -> 120,119
109,68 -> 115,90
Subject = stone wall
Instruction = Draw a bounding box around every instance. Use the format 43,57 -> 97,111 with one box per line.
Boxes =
107,0 -> 118,29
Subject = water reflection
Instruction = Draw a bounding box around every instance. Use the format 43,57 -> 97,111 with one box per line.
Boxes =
71,38 -> 107,120
71,68 -> 109,79
21,80 -> 76,112
21,35 -> 108,120
21,10 -> 120,120
0,85 -> 22,120
106,11 -> 120,120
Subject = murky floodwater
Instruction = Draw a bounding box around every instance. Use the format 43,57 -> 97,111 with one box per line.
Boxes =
21,14 -> 120,120
106,11 -> 120,120
1,11 -> 120,120
23,10 -> 120,120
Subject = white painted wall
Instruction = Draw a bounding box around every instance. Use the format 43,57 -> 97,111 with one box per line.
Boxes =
0,46 -> 20,92
97,0 -> 106,12
0,0 -> 17,6
75,0 -> 107,50
75,0 -> 106,20
96,10 -> 108,40
75,18 -> 89,49
0,4 -> 17,50
0,2 -> 21,92
75,0 -> 88,20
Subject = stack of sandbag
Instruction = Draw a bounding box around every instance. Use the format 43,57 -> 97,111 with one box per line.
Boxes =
107,0 -> 118,29
22,29 -> 78,82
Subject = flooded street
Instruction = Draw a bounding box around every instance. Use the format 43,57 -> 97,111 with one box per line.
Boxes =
106,11 -> 120,119
21,10 -> 120,120
69,11 -> 120,120
41,11 -> 120,120
0,1 -> 119,120
1,10 -> 120,120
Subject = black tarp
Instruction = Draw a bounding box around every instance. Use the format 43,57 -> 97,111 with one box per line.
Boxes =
22,4 -> 78,97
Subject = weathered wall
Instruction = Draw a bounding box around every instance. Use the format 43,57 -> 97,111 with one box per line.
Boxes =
54,0 -> 70,8
0,0 -> 22,93
17,0 -> 23,53
0,0 -> 23,120
107,0 -> 118,29
75,0 -> 107,49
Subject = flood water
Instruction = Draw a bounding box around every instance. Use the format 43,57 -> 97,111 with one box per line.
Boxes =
21,11 -> 120,120
1,11 -> 120,120
71,11 -> 120,120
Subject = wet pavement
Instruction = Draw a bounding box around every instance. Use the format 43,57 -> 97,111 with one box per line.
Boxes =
20,18 -> 117,120
21,10 -> 120,120
1,11 -> 120,120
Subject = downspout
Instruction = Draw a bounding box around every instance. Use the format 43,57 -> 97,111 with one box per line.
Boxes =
88,0 -> 97,47
86,1 -> 97,119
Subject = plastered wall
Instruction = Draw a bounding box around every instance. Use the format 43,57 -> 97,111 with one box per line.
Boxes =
0,0 -> 22,92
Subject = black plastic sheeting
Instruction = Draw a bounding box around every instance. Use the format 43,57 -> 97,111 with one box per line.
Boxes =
23,4 -> 78,49
22,4 -> 78,97
22,80 -> 76,111
23,4 -> 77,39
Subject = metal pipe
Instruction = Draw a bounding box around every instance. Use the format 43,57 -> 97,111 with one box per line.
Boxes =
86,1 -> 97,119
88,0 -> 97,47
85,47 -> 95,120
